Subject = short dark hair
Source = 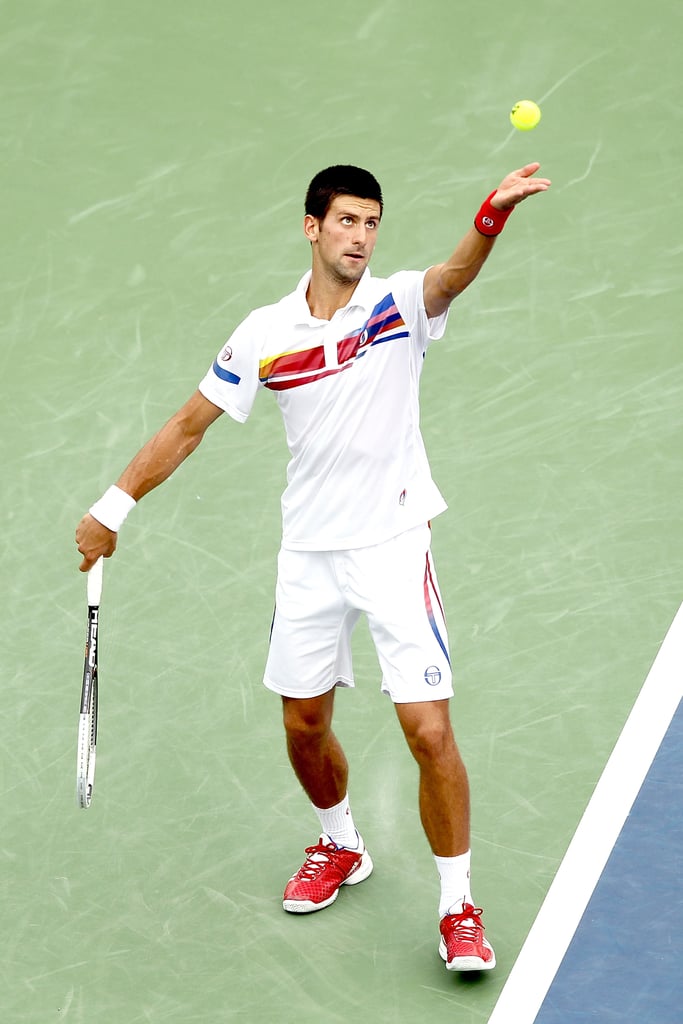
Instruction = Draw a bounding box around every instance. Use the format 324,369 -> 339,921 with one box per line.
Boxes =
305,165 -> 383,220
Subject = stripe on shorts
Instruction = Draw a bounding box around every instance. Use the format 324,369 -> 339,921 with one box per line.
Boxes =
423,552 -> 450,666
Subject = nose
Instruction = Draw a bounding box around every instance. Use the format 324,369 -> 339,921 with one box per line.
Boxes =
352,224 -> 367,247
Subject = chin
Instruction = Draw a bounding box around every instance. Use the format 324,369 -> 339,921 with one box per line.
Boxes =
342,263 -> 366,282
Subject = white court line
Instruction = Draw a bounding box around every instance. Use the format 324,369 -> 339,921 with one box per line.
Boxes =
488,602 -> 683,1024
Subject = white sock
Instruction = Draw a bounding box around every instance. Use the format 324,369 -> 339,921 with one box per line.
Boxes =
434,850 -> 473,917
312,794 -> 360,849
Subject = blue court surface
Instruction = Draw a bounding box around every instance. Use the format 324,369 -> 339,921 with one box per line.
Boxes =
537,699 -> 683,1023
489,605 -> 683,1024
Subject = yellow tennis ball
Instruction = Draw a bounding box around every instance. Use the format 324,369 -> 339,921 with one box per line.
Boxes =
510,100 -> 541,131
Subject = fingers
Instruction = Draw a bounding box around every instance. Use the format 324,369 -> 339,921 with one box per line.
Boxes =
77,542 -> 116,573
518,177 -> 552,195
492,164 -> 552,210
498,163 -> 551,191
78,547 -> 111,572
76,514 -> 117,571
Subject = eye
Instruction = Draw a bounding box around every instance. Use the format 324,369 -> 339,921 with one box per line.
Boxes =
366,219 -> 378,230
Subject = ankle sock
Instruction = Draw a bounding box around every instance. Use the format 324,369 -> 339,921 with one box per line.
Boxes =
434,850 -> 473,917
312,794 -> 359,849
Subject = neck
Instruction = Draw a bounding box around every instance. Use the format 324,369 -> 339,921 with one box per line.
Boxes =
306,268 -> 362,321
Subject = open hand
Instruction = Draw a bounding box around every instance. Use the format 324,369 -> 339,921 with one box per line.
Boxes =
491,163 -> 551,210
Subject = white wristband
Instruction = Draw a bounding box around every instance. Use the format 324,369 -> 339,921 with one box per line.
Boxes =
88,485 -> 136,533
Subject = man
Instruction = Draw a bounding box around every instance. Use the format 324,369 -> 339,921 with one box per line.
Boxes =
76,162 -> 550,972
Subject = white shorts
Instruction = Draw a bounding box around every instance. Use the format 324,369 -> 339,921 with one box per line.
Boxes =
263,523 -> 454,704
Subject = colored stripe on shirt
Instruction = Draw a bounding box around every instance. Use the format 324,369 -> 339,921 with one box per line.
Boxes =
212,359 -> 241,385
259,292 -> 408,390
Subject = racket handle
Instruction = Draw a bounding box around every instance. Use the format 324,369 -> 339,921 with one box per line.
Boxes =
87,556 -> 104,606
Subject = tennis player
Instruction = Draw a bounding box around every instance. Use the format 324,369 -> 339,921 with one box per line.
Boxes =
76,162 -> 550,972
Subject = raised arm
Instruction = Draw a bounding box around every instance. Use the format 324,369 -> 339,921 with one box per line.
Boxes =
75,389 -> 223,570
423,162 -> 551,319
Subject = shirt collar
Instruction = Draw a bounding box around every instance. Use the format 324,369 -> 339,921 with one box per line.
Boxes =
290,268 -> 374,326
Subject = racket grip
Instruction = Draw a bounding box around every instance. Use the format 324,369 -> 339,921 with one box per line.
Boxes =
87,556 -> 104,606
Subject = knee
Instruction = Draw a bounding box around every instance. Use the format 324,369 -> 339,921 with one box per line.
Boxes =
282,697 -> 332,747
401,710 -> 457,766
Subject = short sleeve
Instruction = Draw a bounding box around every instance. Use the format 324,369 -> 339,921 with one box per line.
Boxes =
197,312 -> 262,424
387,269 -> 450,349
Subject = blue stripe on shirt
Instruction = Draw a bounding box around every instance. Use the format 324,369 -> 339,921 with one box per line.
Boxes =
212,359 -> 241,385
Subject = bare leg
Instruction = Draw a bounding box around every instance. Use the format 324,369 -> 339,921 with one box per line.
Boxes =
394,699 -> 470,857
281,689 -> 372,913
282,689 -> 348,809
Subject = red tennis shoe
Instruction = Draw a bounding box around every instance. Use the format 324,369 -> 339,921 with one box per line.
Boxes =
283,833 -> 373,913
439,903 -> 496,971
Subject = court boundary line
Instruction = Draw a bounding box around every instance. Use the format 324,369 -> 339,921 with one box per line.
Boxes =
487,601 -> 683,1024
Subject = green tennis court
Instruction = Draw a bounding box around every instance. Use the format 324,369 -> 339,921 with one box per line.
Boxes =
2,2 -> 681,1021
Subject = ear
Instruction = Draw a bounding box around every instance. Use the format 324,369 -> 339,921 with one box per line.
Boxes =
303,214 -> 319,243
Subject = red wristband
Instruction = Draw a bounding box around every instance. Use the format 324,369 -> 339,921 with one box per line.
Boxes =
474,191 -> 514,237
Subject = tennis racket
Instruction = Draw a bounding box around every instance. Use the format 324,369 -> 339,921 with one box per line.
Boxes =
76,556 -> 103,808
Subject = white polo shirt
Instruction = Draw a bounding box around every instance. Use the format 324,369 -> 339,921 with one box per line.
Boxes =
198,267 -> 449,551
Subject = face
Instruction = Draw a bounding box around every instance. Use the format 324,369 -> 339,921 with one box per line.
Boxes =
304,195 -> 381,284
